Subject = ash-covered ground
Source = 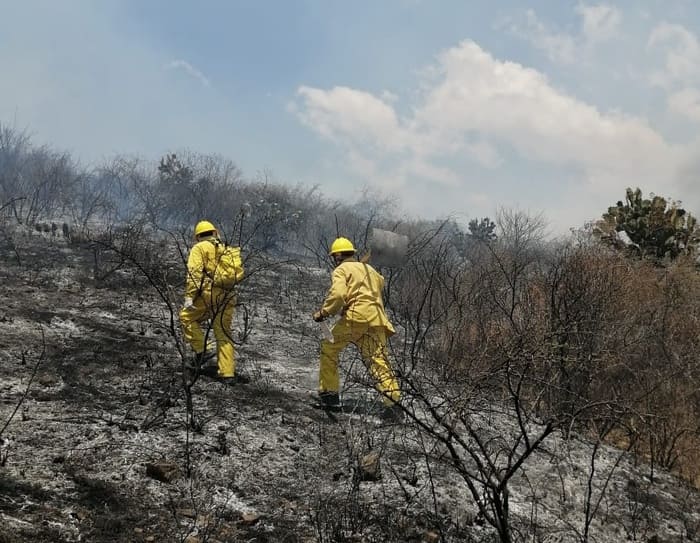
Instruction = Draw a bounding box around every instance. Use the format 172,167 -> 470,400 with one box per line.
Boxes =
1,232 -> 699,543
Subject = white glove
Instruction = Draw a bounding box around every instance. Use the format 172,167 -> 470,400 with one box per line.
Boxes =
183,297 -> 194,310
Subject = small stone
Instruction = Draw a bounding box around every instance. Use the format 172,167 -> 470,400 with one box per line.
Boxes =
37,373 -> 60,387
358,451 -> 381,482
239,512 -> 261,525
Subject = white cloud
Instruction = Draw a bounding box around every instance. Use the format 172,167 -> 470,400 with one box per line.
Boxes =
420,41 -> 674,176
504,9 -> 577,64
503,4 -> 621,66
296,86 -> 404,149
647,23 -> 700,123
668,88 -> 700,122
294,39 -> 687,230
401,157 -> 462,187
464,141 -> 501,168
297,39 -> 676,175
381,90 -> 399,103
526,9 -> 577,63
648,22 -> 700,88
575,3 -> 621,42
165,60 -> 211,87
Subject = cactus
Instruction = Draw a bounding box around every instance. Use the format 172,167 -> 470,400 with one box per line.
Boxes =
599,187 -> 699,261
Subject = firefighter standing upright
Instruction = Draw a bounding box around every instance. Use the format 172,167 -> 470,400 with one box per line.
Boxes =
312,237 -> 401,418
180,220 -> 246,384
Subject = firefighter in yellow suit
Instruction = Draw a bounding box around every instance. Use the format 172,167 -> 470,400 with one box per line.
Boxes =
312,237 -> 401,415
180,220 -> 245,384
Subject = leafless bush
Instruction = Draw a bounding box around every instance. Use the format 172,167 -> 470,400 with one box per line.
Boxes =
312,482 -> 416,543
0,131 -> 79,225
610,257 -> 700,484
0,124 -> 32,223
380,206 -> 700,540
0,333 -> 46,466
385,210 -> 666,542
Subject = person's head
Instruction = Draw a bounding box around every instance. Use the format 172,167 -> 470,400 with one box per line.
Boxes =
329,237 -> 355,266
194,220 -> 218,240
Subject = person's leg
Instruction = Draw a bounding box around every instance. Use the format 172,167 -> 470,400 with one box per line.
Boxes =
180,299 -> 209,355
356,327 -> 401,405
319,318 -> 352,394
211,289 -> 236,378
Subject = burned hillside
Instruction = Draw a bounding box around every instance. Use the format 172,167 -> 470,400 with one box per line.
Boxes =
1,223 -> 700,543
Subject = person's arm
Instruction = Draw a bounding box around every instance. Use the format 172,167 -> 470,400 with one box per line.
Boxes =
313,266 -> 348,321
320,266 -> 348,317
231,246 -> 244,282
185,244 -> 206,299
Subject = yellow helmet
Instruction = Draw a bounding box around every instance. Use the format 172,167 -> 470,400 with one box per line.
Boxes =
329,237 -> 355,255
194,220 -> 217,238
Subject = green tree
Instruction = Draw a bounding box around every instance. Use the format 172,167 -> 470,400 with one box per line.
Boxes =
597,187 -> 699,261
468,216 -> 497,242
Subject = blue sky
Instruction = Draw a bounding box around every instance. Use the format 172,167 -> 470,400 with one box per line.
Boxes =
2,1 -> 700,234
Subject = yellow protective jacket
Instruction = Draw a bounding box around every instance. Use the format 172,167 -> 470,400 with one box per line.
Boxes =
185,237 -> 244,299
321,259 -> 395,335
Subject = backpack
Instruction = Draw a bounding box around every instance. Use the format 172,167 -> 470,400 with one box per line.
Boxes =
209,240 -> 244,287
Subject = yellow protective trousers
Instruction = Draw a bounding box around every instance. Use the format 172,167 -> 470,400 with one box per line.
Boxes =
180,287 -> 236,378
319,319 -> 400,405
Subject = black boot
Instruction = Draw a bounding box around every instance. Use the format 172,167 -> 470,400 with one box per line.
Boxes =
318,391 -> 341,410
219,374 -> 251,386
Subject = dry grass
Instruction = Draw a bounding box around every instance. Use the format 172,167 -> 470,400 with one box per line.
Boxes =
419,241 -> 700,488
